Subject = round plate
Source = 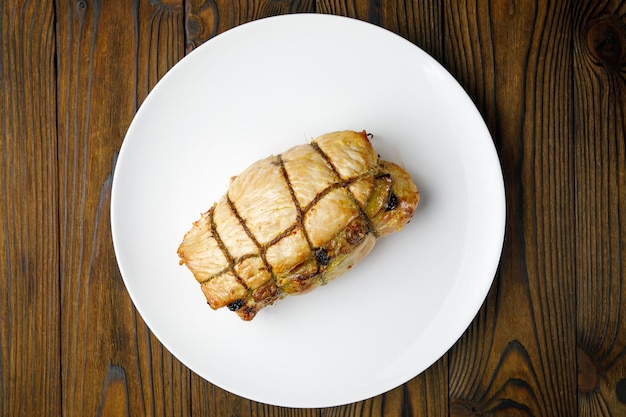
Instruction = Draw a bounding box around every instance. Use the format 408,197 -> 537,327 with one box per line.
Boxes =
111,14 -> 505,408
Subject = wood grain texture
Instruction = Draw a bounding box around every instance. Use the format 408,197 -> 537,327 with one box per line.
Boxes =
56,0 -> 188,415
0,0 -> 60,415
444,1 -> 578,416
574,1 -> 626,415
0,1 -> 61,416
135,0 -> 185,108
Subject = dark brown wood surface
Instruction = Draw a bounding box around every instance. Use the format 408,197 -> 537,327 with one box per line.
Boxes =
2,0 -> 626,415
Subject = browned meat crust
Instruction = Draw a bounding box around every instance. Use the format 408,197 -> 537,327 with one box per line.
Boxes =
178,130 -> 419,320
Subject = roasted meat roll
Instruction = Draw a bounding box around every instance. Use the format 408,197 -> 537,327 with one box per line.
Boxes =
178,130 -> 419,320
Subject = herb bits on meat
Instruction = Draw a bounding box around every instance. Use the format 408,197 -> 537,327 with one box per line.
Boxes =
177,130 -> 419,320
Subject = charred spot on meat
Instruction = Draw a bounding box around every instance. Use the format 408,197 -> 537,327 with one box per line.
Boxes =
315,248 -> 331,266
385,192 -> 398,211
227,299 -> 244,311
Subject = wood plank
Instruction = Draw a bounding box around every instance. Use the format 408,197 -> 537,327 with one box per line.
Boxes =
56,1 -> 189,415
573,1 -> 626,415
0,1 -> 60,415
444,1 -> 578,416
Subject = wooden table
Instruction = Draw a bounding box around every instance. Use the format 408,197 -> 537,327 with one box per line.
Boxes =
2,1 -> 626,415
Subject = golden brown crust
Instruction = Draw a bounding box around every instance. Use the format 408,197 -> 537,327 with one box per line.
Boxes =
177,130 -> 419,320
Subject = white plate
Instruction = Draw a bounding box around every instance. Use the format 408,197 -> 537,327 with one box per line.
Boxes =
111,14 -> 505,408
